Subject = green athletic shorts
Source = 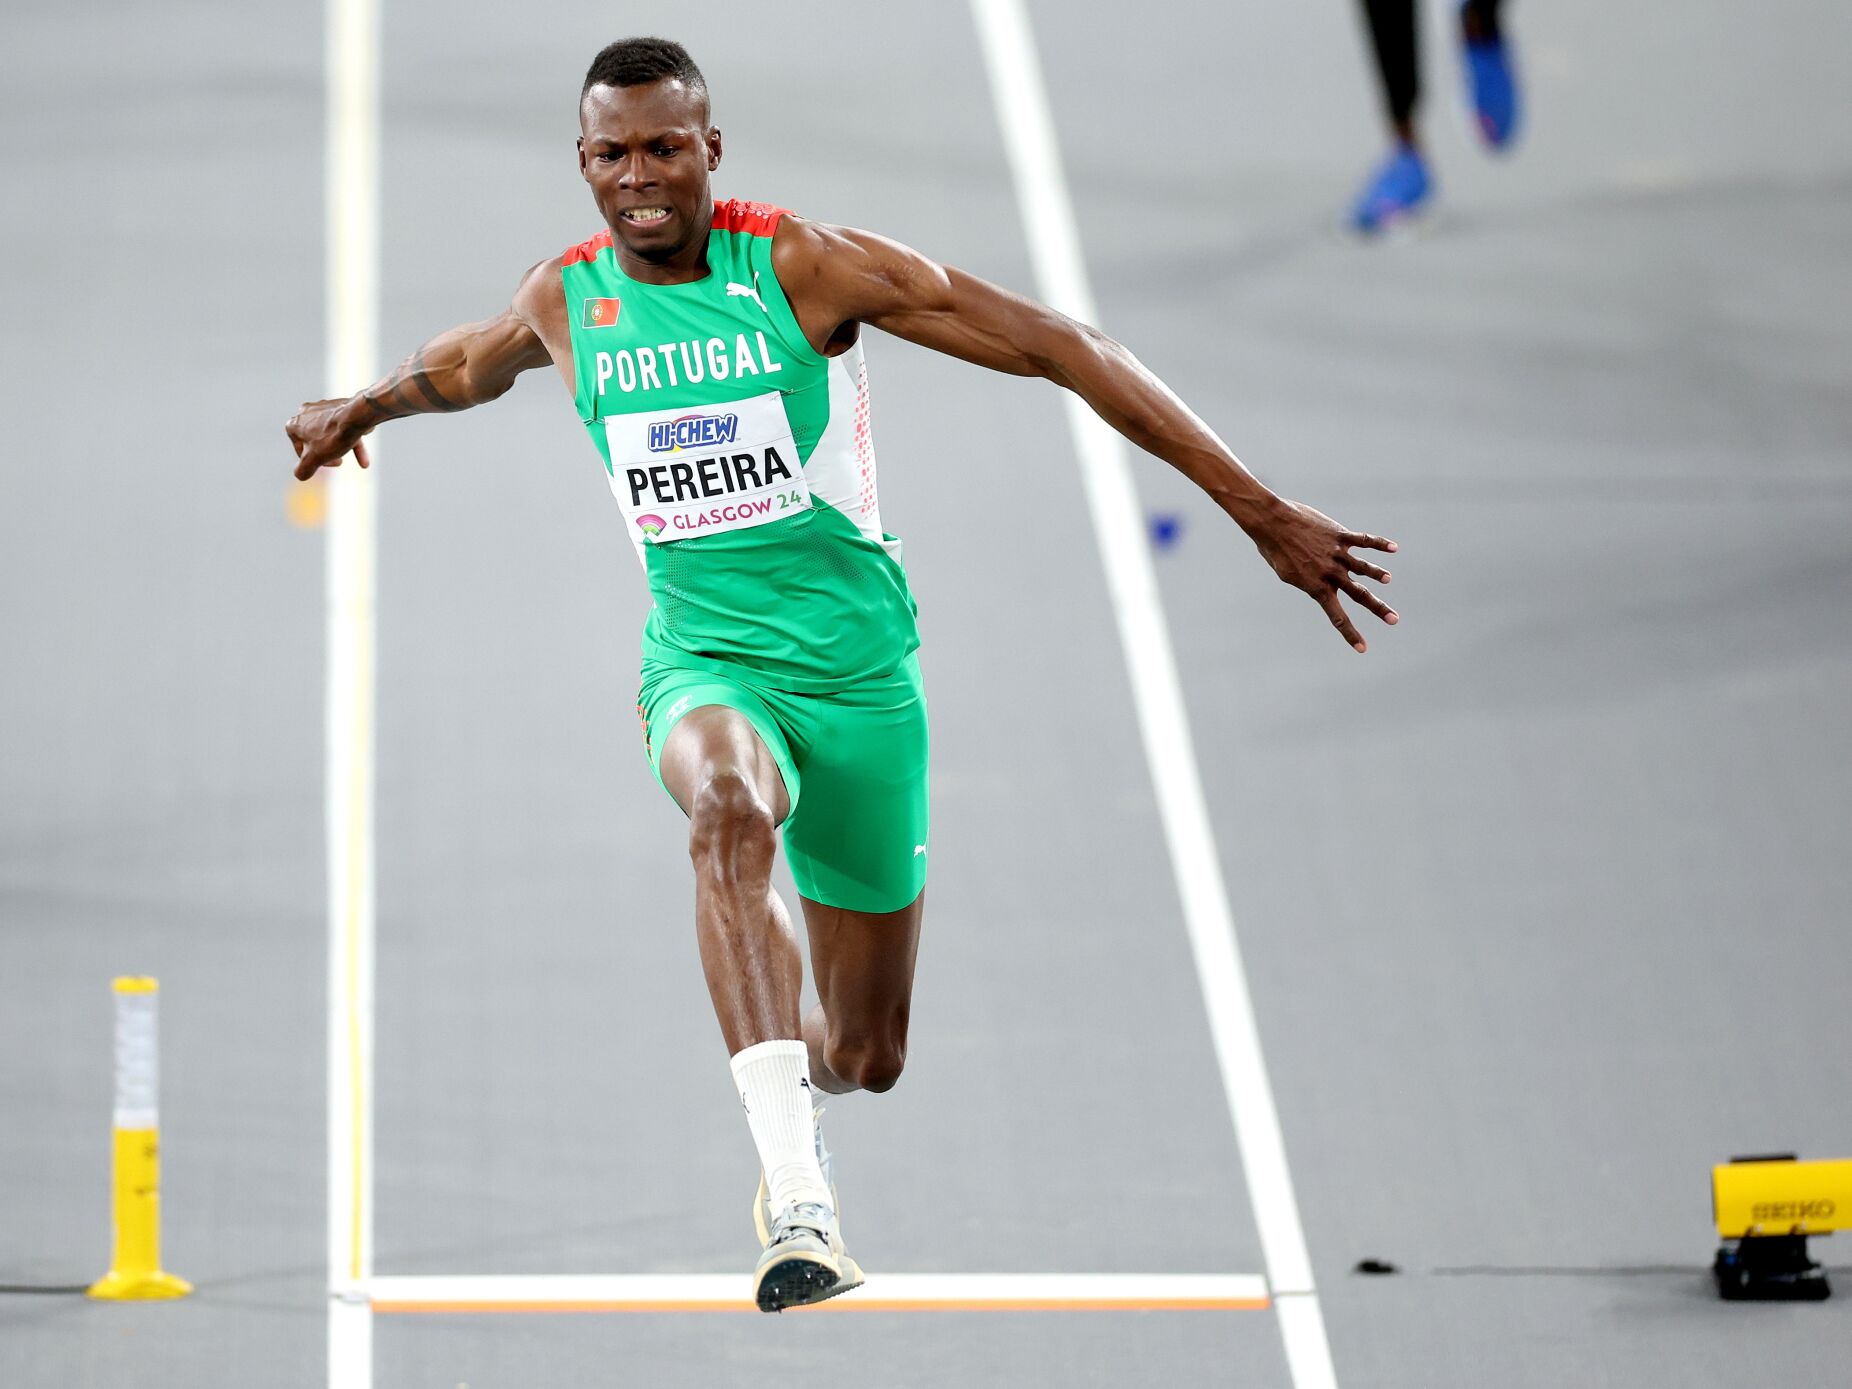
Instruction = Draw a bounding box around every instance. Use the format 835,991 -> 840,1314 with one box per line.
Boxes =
636,651 -> 929,914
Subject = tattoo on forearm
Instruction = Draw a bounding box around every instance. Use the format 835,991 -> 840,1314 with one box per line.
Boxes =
363,347 -> 466,417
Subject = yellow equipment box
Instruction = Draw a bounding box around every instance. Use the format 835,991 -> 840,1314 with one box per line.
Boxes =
1711,1153 -> 1843,1301
1713,1156 -> 1851,1239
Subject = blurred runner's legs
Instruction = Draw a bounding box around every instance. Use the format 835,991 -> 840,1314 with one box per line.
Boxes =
1350,0 -> 1520,233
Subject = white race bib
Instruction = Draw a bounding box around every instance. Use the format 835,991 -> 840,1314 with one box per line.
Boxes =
602,391 -> 810,551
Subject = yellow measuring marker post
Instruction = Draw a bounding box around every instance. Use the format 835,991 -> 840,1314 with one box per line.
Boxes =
1712,1153 -> 1847,1301
88,977 -> 192,1301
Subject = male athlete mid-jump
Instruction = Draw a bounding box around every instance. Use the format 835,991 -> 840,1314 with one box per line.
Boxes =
286,37 -> 1398,1312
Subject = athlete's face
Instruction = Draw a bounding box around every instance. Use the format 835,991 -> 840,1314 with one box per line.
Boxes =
578,80 -> 721,269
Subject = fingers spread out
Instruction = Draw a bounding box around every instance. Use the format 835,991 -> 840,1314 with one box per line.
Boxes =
1343,531 -> 1398,553
1317,590 -> 1366,652
1335,574 -> 1398,624
1342,552 -> 1391,583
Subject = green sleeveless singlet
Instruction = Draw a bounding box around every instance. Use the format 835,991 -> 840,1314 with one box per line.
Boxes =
562,199 -> 920,693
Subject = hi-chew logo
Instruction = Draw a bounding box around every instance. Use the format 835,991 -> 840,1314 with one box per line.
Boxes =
635,514 -> 666,538
648,412 -> 740,454
582,297 -> 621,329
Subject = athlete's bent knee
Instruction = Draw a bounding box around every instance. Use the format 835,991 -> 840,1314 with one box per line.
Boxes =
686,770 -> 776,879
825,1036 -> 906,1094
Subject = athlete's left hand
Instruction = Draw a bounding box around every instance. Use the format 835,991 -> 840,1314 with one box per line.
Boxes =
1249,499 -> 1398,653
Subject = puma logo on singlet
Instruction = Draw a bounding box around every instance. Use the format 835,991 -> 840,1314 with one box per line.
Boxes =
726,273 -> 769,314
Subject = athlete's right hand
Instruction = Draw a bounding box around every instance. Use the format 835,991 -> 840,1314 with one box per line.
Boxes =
287,398 -> 372,481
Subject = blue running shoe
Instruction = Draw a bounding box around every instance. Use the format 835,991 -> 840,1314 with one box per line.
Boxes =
1460,3 -> 1520,150
1350,144 -> 1431,235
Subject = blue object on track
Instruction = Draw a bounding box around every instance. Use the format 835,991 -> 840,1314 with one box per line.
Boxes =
1350,144 -> 1432,235
1148,513 -> 1184,550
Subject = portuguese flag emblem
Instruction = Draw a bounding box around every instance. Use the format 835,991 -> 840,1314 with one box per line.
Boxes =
582,297 -> 621,329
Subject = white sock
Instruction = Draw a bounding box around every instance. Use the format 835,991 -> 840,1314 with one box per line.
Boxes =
729,1039 -> 832,1215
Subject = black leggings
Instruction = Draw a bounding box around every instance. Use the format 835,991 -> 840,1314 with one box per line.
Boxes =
1360,0 -> 1504,128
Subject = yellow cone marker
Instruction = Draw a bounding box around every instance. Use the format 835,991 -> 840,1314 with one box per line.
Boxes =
88,977 -> 191,1300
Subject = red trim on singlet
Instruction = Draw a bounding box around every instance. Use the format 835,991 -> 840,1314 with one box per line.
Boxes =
561,228 -> 614,265
711,199 -> 787,237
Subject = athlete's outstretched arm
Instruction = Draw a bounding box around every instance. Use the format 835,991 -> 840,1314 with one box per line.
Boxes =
287,263 -> 558,481
775,220 -> 1399,651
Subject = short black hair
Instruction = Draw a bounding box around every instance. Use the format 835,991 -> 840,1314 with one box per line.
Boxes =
581,37 -> 707,104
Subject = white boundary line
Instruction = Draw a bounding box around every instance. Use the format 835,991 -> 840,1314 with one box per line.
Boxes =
365,1272 -> 1270,1313
967,3 -> 1338,1385
324,0 -> 381,1383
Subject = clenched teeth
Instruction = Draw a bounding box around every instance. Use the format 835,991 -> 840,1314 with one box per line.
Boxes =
621,207 -> 671,223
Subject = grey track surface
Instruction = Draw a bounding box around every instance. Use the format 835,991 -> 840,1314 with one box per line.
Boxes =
3,1 -> 1849,1387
